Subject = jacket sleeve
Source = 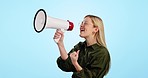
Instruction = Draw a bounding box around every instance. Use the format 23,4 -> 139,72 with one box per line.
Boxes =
56,42 -> 81,72
72,48 -> 110,78
57,52 -> 76,72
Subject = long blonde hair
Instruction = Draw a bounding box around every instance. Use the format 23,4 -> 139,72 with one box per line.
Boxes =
85,15 -> 107,48
85,15 -> 110,75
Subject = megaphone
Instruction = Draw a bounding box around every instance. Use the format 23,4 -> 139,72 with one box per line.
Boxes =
33,9 -> 74,43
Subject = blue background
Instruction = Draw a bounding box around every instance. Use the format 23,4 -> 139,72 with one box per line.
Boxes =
0,0 -> 148,78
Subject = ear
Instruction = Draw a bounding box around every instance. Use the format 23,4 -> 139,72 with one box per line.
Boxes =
94,26 -> 99,33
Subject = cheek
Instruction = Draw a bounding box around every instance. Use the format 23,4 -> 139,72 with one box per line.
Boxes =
86,28 -> 94,34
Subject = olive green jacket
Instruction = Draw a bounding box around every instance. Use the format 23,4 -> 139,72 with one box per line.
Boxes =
57,41 -> 110,78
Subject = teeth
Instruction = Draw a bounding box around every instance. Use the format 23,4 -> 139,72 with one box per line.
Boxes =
80,28 -> 85,31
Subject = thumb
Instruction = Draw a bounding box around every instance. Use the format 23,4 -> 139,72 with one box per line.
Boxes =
76,50 -> 80,55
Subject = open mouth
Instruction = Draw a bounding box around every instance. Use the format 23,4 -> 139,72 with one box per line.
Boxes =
80,29 -> 85,32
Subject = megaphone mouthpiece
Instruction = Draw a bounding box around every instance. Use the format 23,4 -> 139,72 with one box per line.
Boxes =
67,20 -> 74,31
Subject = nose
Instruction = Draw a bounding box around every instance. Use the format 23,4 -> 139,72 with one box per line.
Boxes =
80,22 -> 84,27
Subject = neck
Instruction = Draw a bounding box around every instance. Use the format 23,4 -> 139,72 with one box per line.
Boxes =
85,36 -> 97,46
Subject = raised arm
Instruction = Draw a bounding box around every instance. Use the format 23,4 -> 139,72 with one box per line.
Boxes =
53,29 -> 68,60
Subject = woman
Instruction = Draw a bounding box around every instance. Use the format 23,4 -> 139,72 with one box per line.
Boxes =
53,15 -> 111,78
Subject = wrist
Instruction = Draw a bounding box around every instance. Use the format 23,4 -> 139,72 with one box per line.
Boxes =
57,42 -> 64,47
73,61 -> 82,72
72,61 -> 78,65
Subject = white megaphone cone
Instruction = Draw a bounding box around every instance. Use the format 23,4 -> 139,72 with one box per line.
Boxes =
33,9 -> 74,43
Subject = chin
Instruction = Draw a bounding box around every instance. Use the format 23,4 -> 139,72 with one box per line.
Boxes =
79,34 -> 85,38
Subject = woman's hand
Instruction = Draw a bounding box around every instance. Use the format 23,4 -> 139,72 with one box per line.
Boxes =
53,29 -> 64,45
70,50 -> 82,72
70,50 -> 80,63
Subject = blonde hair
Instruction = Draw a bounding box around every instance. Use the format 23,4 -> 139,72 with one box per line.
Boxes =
85,15 -> 107,48
85,15 -> 110,75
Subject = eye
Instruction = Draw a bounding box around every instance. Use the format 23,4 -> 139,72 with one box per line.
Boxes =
81,21 -> 89,26
84,22 -> 88,25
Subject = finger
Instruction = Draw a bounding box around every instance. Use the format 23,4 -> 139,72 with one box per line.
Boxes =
73,52 -> 77,55
56,29 -> 60,32
53,36 -> 60,39
76,50 -> 80,55
54,31 -> 60,38
55,32 -> 61,36
55,29 -> 62,35
70,52 -> 76,56
56,29 -> 63,34
57,29 -> 64,36
54,33 -> 60,38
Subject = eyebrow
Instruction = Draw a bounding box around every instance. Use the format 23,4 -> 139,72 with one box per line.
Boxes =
82,20 -> 89,23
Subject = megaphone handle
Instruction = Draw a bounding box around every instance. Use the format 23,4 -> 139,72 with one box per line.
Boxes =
54,29 -> 65,43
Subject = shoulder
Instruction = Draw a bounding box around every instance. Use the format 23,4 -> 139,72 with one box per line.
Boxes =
92,45 -> 110,58
92,44 -> 108,52
99,46 -> 109,54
